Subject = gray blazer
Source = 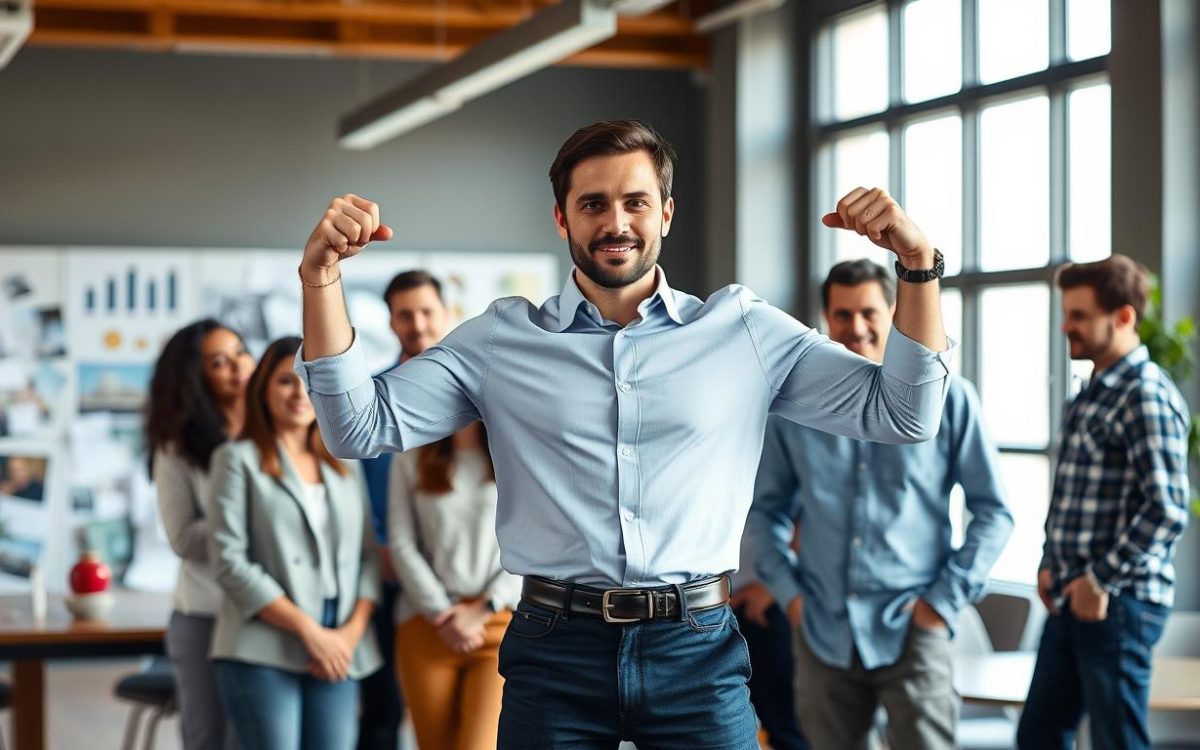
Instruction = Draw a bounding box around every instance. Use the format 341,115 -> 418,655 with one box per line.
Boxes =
207,439 -> 382,678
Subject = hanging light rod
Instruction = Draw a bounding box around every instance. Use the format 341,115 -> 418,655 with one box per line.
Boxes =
693,0 -> 785,33
339,0 -> 621,149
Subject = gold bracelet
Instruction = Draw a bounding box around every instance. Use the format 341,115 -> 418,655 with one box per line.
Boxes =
298,264 -> 341,288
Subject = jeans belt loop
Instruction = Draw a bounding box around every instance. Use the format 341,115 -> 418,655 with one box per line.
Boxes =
671,583 -> 689,622
560,581 -> 574,622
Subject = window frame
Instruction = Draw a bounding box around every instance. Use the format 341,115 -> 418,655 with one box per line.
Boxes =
809,0 -> 1112,584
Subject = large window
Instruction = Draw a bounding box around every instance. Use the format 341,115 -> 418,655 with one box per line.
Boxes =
812,0 -> 1112,584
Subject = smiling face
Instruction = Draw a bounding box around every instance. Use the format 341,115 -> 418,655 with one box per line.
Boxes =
1061,285 -> 1131,363
264,356 -> 315,433
387,283 -> 448,360
824,281 -> 894,363
200,328 -> 254,406
553,150 -> 674,290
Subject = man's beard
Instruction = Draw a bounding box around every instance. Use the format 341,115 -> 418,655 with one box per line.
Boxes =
1067,324 -> 1115,361
569,229 -> 661,290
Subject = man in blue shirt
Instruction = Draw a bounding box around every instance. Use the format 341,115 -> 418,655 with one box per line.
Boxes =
294,120 -> 955,747
746,259 -> 1013,750
356,270 -> 448,750
1017,256 -> 1191,750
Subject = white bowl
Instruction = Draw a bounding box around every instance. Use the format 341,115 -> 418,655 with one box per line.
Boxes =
64,591 -> 115,620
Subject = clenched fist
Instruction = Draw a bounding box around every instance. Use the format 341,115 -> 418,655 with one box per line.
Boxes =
823,187 -> 935,269
301,194 -> 394,282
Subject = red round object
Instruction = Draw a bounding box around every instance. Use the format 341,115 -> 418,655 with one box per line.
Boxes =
69,552 -> 112,594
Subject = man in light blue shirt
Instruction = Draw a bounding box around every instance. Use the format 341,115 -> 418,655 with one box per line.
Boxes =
294,120 -> 954,748
746,259 -> 1013,750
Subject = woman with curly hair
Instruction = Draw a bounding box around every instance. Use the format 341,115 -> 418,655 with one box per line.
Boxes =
146,318 -> 254,750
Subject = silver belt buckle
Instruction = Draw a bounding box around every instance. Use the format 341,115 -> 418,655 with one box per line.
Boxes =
601,588 -> 654,623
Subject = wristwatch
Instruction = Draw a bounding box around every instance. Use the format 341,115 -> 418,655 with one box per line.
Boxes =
894,248 -> 945,283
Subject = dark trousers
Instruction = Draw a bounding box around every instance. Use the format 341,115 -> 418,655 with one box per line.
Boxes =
357,583 -> 404,750
497,600 -> 759,749
1017,594 -> 1169,750
733,602 -> 810,750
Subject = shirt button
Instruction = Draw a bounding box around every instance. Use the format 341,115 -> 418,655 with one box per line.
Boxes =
620,446 -> 633,458
616,331 -> 625,338
858,462 -> 868,472
618,381 -> 632,392
623,510 -> 635,522
848,592 -> 859,601
853,536 -> 863,547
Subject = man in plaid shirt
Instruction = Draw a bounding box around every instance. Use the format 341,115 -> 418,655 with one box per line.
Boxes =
1017,255 -> 1191,750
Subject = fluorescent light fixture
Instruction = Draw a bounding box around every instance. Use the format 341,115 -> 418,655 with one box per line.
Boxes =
340,95 -> 463,151
0,0 -> 33,69
174,41 -> 336,59
694,0 -> 786,33
606,0 -> 676,18
339,0 -> 616,149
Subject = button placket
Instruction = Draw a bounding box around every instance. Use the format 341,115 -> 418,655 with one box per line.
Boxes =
613,329 -> 645,582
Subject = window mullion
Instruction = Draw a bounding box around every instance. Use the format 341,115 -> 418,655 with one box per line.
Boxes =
1049,0 -> 1067,66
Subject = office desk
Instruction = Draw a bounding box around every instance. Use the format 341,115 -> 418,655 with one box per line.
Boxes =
954,652 -> 1200,710
0,590 -> 171,750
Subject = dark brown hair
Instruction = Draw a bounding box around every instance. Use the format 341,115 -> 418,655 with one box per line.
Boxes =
145,319 -> 243,475
383,270 -> 442,310
548,119 -> 677,210
415,424 -> 495,495
241,336 -> 347,479
1055,254 -> 1149,325
821,259 -> 896,310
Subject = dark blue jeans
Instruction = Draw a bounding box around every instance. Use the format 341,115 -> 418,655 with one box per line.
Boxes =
734,602 -> 810,750
214,599 -> 359,750
1016,594 -> 1169,750
497,600 -> 759,749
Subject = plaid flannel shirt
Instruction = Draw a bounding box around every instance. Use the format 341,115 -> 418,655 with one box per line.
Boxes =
1042,345 -> 1191,607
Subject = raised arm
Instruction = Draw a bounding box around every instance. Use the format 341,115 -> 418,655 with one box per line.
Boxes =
294,195 -> 489,460
299,194 -> 394,360
823,187 -> 946,352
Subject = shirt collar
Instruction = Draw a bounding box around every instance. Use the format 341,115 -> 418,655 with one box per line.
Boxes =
553,266 -> 683,332
1095,345 -> 1149,390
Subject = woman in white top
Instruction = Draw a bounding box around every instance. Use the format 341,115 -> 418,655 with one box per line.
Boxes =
208,336 -> 381,750
146,319 -> 254,750
389,420 -> 521,750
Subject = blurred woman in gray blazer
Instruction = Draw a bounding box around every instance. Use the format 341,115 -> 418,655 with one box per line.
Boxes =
146,319 -> 253,750
208,336 -> 381,750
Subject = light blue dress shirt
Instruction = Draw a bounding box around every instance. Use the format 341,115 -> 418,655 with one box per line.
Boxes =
296,268 -> 954,588
746,377 -> 1013,670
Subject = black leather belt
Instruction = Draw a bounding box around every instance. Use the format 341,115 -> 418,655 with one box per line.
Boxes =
521,575 -> 731,623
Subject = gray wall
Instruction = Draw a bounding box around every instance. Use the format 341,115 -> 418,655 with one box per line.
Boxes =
0,48 -> 707,293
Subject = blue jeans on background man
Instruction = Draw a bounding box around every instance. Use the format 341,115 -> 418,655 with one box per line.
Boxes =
734,603 -> 810,750
497,600 -> 759,749
214,599 -> 360,750
1016,594 -> 1169,750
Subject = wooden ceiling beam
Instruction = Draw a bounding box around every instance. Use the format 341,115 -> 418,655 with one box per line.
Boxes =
30,0 -> 712,69
32,0 -> 705,41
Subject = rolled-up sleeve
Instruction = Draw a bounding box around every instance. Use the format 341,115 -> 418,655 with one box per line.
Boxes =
740,292 -> 954,444
296,305 -> 499,460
